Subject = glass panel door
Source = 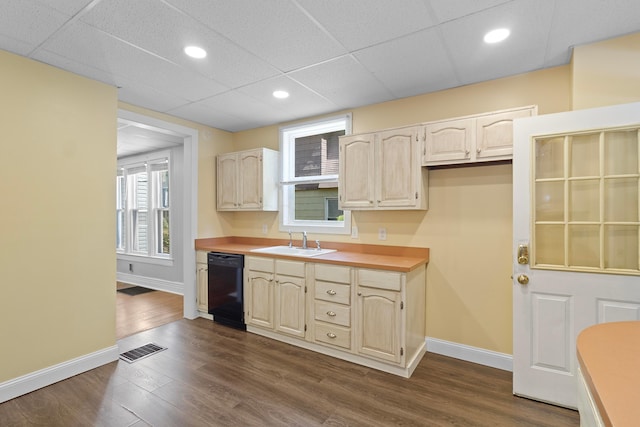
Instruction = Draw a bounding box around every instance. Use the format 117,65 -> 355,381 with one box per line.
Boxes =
532,127 -> 640,274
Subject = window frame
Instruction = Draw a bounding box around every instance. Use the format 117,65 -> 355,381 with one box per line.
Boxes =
279,114 -> 352,235
117,149 -> 172,262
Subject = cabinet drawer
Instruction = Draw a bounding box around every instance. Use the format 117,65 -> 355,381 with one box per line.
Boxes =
314,301 -> 350,327
315,264 -> 350,284
358,269 -> 402,291
315,280 -> 350,305
275,259 -> 305,277
314,322 -> 351,350
246,256 -> 274,273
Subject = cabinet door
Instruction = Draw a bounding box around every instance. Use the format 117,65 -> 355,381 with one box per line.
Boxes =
239,150 -> 263,209
339,133 -> 375,209
377,127 -> 419,208
275,274 -> 306,338
356,286 -> 402,364
196,262 -> 208,312
245,271 -> 274,329
217,153 -> 238,210
423,118 -> 472,165
476,108 -> 533,161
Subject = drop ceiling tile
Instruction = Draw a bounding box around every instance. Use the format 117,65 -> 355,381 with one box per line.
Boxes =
35,0 -> 96,15
168,101 -> 267,132
289,55 -> 393,109
39,21 -> 229,102
32,49 -> 118,86
164,0 -> 347,71
544,0 -> 640,66
296,0 -> 437,51
79,0 -> 280,88
117,81 -> 193,114
0,0 -> 69,54
197,90 -> 291,126
237,75 -> 339,120
427,0 -> 513,23
439,0 -> 554,85
354,27 -> 460,99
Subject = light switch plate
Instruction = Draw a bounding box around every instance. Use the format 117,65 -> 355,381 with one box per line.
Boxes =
378,227 -> 387,240
351,226 -> 358,239
262,224 -> 268,234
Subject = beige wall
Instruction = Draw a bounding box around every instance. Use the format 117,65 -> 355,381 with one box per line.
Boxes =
572,32 -> 640,110
0,50 -> 117,382
230,65 -> 572,354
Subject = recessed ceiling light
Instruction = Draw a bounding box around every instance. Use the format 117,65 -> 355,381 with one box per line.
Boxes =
484,28 -> 510,44
273,90 -> 289,99
184,45 -> 207,59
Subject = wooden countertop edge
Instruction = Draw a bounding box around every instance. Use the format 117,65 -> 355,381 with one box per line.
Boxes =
195,237 -> 429,272
576,321 -> 640,427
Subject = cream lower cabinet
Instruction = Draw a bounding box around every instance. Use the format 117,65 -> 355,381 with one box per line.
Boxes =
246,255 -> 427,377
310,264 -> 353,350
196,251 -> 208,314
244,256 -> 306,338
339,126 -> 428,210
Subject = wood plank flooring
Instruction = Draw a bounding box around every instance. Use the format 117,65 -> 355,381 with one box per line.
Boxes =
1,318 -> 579,426
116,284 -> 183,339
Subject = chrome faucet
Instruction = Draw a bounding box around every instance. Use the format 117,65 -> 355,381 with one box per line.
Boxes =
302,231 -> 308,249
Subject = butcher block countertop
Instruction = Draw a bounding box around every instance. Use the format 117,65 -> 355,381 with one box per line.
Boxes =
577,321 -> 640,427
195,236 -> 429,272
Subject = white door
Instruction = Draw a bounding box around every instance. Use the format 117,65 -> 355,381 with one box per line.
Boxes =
513,102 -> 640,408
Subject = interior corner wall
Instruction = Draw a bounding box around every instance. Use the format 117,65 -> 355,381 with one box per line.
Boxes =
0,50 -> 117,382
572,31 -> 640,110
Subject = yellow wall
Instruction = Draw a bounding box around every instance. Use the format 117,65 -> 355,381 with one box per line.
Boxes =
572,32 -> 640,109
0,50 -> 117,381
117,103 -> 235,238
231,65 -> 572,354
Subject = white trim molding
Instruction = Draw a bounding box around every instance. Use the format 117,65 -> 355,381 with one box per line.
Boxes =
117,272 -> 183,295
0,345 -> 119,403
426,337 -> 513,372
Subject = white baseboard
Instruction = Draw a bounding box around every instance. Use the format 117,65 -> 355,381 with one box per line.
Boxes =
0,345 -> 119,403
426,337 -> 513,372
117,272 -> 183,295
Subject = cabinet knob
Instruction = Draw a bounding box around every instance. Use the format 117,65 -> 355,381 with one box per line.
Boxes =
326,289 -> 337,295
326,332 -> 337,339
357,292 -> 362,296
327,311 -> 336,317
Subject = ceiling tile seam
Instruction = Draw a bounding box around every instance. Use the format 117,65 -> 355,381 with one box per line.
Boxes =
422,1 -> 463,86
26,0 -> 105,58
160,0 -> 291,79
541,0 -> 561,66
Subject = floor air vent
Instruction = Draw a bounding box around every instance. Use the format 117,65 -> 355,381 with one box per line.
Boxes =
119,343 -> 167,363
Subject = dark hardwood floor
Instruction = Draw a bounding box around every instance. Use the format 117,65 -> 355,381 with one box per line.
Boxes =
1,317 -> 579,426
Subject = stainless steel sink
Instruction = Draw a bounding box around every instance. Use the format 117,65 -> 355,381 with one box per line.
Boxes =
249,245 -> 337,257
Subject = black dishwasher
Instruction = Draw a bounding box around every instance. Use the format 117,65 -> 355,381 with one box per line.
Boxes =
207,252 -> 245,330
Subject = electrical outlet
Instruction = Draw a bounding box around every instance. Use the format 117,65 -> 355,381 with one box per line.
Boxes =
128,263 -> 133,272
351,226 -> 358,239
262,224 -> 268,234
378,227 -> 387,241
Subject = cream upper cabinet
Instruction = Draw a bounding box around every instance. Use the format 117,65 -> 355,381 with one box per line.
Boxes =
217,148 -> 278,211
423,118 -> 473,164
422,106 -> 537,166
339,126 -> 428,210
338,133 -> 375,208
196,251 -> 208,313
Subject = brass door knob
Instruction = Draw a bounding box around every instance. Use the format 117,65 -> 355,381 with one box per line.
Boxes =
517,274 -> 529,285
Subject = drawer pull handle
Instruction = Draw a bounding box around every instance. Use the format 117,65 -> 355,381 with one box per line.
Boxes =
326,332 -> 337,339
326,289 -> 337,295
327,311 -> 336,317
